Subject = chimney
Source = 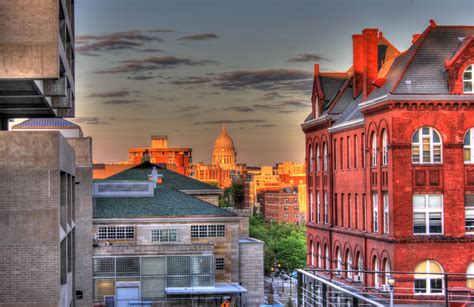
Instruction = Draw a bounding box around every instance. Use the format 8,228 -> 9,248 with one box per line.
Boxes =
313,64 -> 321,117
362,28 -> 379,100
352,34 -> 364,98
151,135 -> 168,148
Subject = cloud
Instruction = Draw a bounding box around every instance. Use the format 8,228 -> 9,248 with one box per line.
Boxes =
251,100 -> 310,112
214,69 -> 312,92
262,91 -> 286,100
89,90 -> 130,98
76,30 -> 164,56
102,99 -> 146,105
178,33 -> 218,40
138,48 -> 163,53
255,124 -> 277,128
194,119 -> 266,125
170,76 -> 212,85
95,56 -> 217,74
288,53 -> 330,62
71,117 -> 108,125
127,75 -> 156,80
224,106 -> 254,113
177,106 -> 199,112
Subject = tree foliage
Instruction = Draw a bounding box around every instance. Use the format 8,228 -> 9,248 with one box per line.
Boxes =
249,215 -> 306,274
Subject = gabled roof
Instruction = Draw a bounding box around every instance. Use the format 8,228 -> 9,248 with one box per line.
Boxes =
12,118 -> 80,129
93,185 -> 235,218
105,162 -> 221,192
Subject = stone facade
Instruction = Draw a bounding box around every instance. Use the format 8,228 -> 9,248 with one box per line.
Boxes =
239,238 -> 265,306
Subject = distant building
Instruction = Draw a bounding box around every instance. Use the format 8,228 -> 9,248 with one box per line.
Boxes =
128,135 -> 192,175
92,163 -> 264,306
191,124 -> 247,189
262,189 -> 301,224
302,23 -> 474,300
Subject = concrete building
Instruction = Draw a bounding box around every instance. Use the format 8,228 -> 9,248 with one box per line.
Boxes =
0,0 -> 75,122
302,21 -> 474,300
128,135 -> 192,176
92,162 -> 264,306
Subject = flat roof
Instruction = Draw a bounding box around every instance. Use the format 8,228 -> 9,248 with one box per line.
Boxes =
165,283 -> 247,295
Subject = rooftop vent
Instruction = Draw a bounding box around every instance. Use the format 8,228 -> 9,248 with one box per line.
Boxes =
93,181 -> 155,198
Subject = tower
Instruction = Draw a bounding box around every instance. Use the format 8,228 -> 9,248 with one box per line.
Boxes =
212,124 -> 237,169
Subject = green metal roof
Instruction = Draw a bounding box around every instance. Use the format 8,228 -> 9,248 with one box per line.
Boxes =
93,163 -> 234,219
104,162 -> 221,191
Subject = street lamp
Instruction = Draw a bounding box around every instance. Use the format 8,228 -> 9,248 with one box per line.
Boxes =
387,275 -> 395,307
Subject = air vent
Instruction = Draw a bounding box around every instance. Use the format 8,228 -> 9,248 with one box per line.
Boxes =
94,181 -> 155,197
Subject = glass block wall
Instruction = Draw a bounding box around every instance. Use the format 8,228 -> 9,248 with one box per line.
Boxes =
93,255 -> 214,301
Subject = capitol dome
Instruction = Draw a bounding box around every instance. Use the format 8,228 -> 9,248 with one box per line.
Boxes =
212,124 -> 237,168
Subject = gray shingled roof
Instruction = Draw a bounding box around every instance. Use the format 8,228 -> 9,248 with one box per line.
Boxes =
105,162 -> 221,191
12,118 -> 80,128
320,74 -> 347,114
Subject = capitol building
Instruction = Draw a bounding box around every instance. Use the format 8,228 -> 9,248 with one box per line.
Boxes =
190,124 -> 247,188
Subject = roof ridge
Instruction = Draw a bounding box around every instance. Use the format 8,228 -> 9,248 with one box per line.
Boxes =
390,24 -> 433,93
170,187 -> 237,216
326,77 -> 353,114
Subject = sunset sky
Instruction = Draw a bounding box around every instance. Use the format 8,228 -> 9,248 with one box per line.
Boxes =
71,0 -> 474,165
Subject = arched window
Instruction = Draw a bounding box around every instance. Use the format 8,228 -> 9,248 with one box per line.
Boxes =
336,247 -> 342,275
316,192 -> 321,223
465,128 -> 474,163
373,256 -> 380,288
346,250 -> 353,279
317,243 -> 322,268
467,262 -> 474,289
316,144 -> 321,171
464,64 -> 474,93
309,145 -> 314,173
382,130 -> 388,166
371,132 -> 377,167
383,258 -> 391,285
414,260 -> 444,294
412,127 -> 442,164
309,240 -> 314,267
323,143 -> 328,171
325,244 -> 330,270
356,252 -> 364,283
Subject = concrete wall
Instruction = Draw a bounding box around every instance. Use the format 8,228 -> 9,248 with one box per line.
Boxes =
0,0 -> 59,78
68,137 -> 93,307
239,238 -> 265,307
0,131 -> 75,306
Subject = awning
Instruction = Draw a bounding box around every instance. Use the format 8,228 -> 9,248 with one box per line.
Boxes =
165,283 -> 247,295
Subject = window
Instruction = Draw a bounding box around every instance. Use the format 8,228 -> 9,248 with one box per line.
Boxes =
151,229 -> 178,243
316,144 -> 321,171
191,225 -> 226,238
317,243 -> 322,268
310,240 -> 314,266
334,140 -> 337,170
362,132 -> 366,167
325,244 -> 330,270
373,256 -> 380,289
324,191 -> 329,224
355,194 -> 359,230
414,260 -> 444,294
467,262 -> 474,289
383,192 -> 389,234
336,248 -> 342,275
464,64 -> 474,93
413,195 -> 443,235
362,194 -> 367,231
347,136 -> 351,169
348,194 -> 351,229
412,127 -> 442,164
383,259 -> 391,285
465,128 -> 474,163
309,145 -> 314,173
323,143 -> 328,171
371,132 -> 377,167
309,192 -> 314,223
98,226 -> 134,240
357,252 -> 364,282
373,193 -> 379,233
382,130 -> 388,166
466,194 -> 474,233
346,250 -> 353,279
354,135 -> 358,168
316,192 -> 321,223
340,137 -> 344,170
216,258 -> 224,271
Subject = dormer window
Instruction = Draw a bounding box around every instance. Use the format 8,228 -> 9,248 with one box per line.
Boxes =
464,64 -> 473,93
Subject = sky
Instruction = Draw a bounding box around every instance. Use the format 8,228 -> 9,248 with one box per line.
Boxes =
70,0 -> 474,166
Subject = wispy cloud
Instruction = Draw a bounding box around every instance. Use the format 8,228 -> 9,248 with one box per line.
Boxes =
214,69 -> 312,93
170,76 -> 212,85
251,100 -> 310,111
89,90 -> 131,98
71,117 -> 108,125
178,33 -> 218,40
127,75 -> 156,80
194,119 -> 266,125
102,99 -> 146,105
95,56 -> 217,74
224,106 -> 254,113
177,106 -> 200,112
255,124 -> 278,128
288,53 -> 330,62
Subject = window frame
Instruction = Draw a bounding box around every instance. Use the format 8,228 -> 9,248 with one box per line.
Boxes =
463,64 -> 474,94
413,194 -> 444,235
382,130 -> 388,166
371,132 -> 377,167
151,228 -> 178,243
411,127 -> 443,164
316,192 -> 321,223
383,192 -> 389,234
373,192 -> 379,233
215,257 -> 225,271
414,260 -> 444,295
464,128 -> 474,164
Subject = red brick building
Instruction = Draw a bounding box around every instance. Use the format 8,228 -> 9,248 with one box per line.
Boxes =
128,135 -> 192,176
302,21 -> 474,297
262,190 -> 301,224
